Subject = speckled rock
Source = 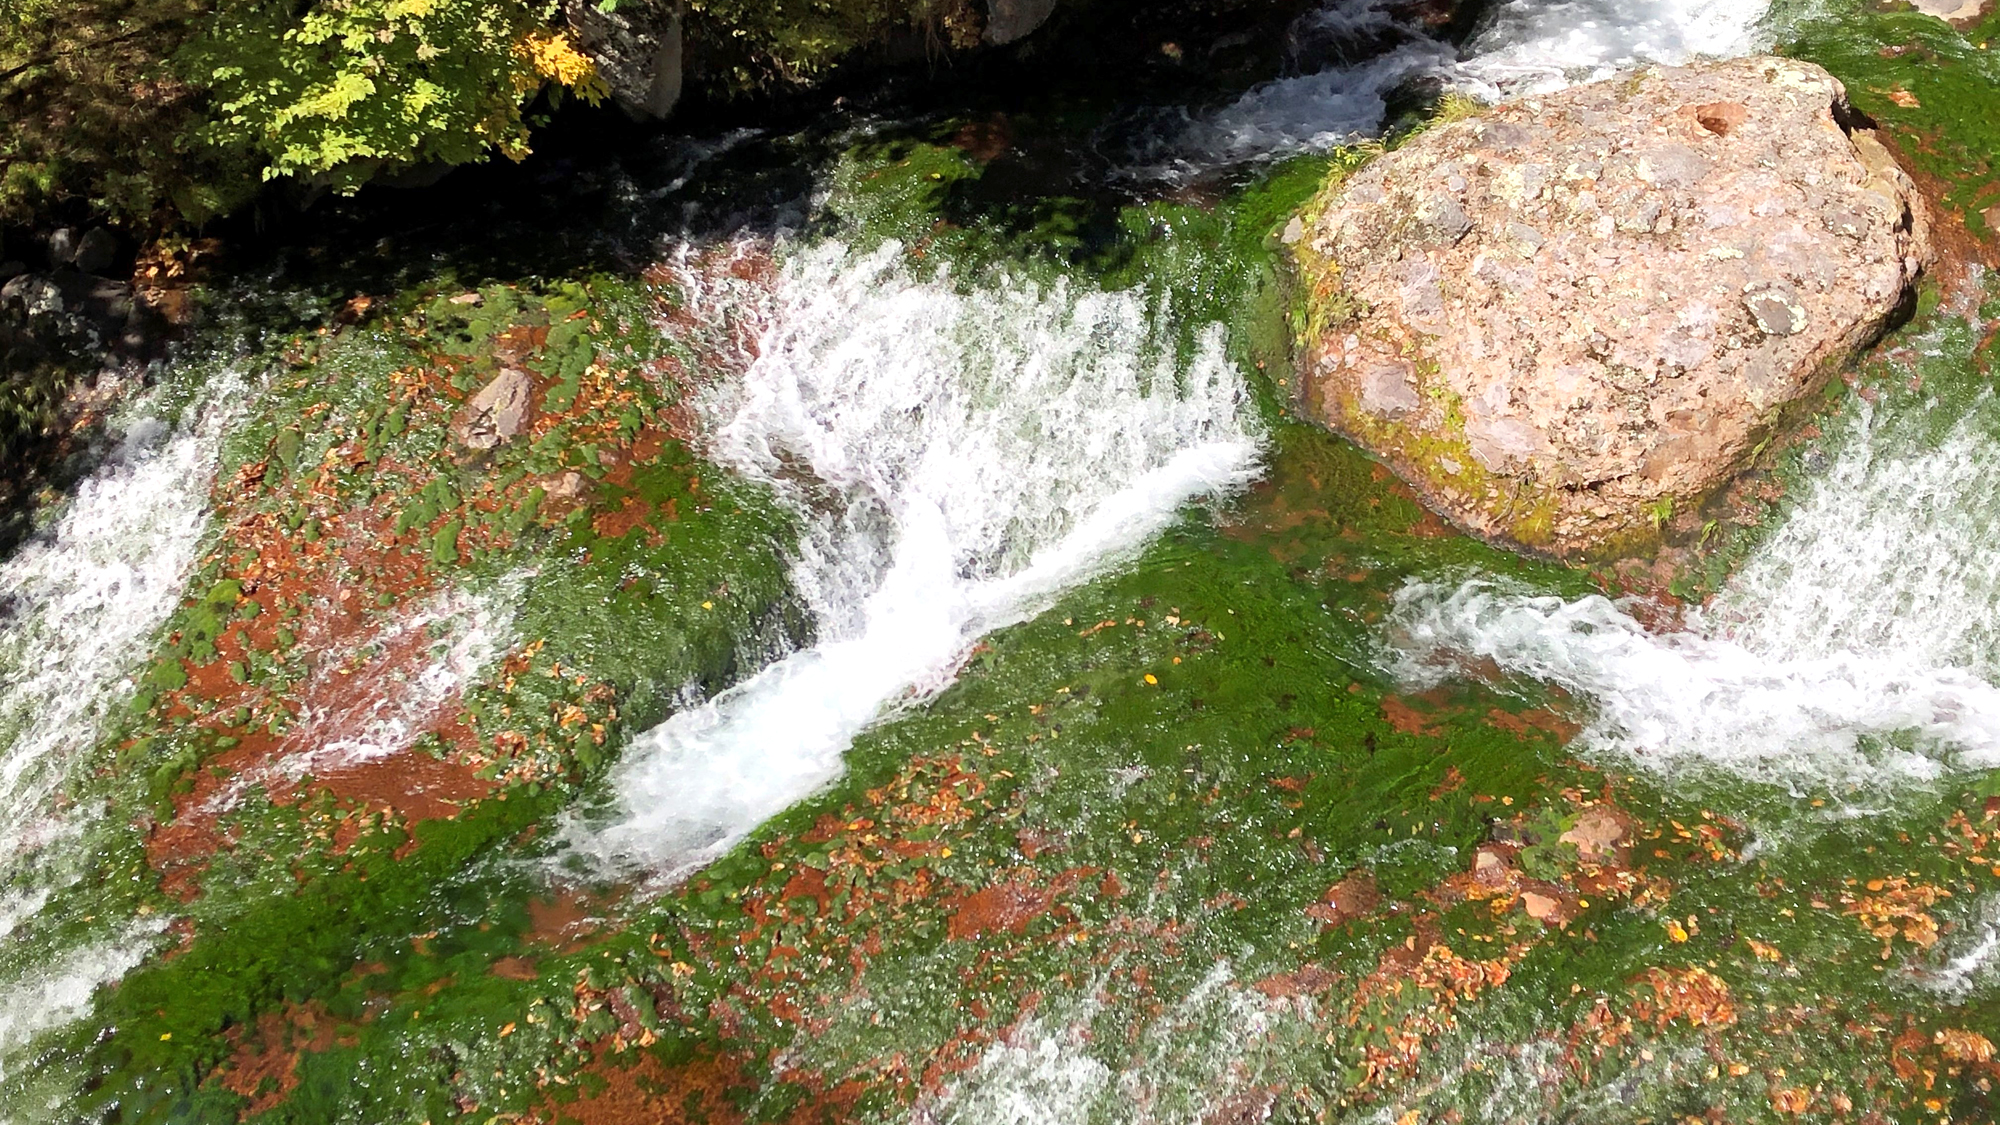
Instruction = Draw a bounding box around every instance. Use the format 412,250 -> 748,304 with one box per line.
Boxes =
1290,57 -> 1931,558
453,367 -> 535,450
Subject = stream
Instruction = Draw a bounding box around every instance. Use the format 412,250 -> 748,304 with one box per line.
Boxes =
5,0 -> 2000,1121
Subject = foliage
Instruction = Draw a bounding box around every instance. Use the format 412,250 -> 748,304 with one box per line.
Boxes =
0,0 -> 245,229
684,0 -> 982,93
0,0 -> 607,231
181,0 -> 604,194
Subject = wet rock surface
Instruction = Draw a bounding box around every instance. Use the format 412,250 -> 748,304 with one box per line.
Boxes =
1291,56 -> 1932,558
452,367 -> 537,450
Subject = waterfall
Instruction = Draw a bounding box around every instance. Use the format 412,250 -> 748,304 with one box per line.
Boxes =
0,372 -> 241,1073
1453,0 -> 1779,99
1385,364 -> 2000,787
1158,0 -> 1777,176
560,239 -> 1261,881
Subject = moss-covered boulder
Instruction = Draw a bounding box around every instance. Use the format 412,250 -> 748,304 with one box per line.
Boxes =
1288,57 -> 1932,559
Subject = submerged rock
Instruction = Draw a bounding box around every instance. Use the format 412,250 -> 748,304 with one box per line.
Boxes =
1290,57 -> 1931,559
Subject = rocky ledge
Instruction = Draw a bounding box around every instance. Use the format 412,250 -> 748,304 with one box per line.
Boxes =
1288,56 -> 1931,559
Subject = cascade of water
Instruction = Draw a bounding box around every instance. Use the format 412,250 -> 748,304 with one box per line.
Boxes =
1385,376 -> 2000,786
1453,0 -> 1779,99
0,373 -> 242,1070
1157,0 -> 1777,177
1161,0 -> 1458,176
560,239 -> 1261,881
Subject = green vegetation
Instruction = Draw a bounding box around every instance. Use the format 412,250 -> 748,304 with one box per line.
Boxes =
1780,0 -> 2000,237
0,0 -> 599,230
8,17 -> 2000,1114
0,0 -> 997,233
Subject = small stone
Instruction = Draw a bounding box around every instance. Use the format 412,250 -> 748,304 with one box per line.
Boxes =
452,367 -> 535,450
1559,807 -> 1631,865
47,228 -> 77,265
1522,890 -> 1564,922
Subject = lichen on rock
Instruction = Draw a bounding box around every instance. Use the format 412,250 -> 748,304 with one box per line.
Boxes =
1289,56 -> 1933,559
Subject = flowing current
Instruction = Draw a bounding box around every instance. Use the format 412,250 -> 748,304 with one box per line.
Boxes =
1388,311 -> 2000,787
564,241 -> 1261,879
0,0 -> 1805,1094
0,373 -> 240,1078
1165,0 -> 1776,174
569,0 -> 1786,878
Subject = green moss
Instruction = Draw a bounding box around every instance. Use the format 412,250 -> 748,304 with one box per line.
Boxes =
1780,0 -> 2000,237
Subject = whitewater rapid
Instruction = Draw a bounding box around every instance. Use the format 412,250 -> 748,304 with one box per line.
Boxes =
0,373 -> 241,1078
1167,0 -> 1777,174
1387,320 -> 2000,787
563,241 -> 1261,880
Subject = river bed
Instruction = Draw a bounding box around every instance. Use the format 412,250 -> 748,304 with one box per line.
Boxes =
2,1 -> 1999,1121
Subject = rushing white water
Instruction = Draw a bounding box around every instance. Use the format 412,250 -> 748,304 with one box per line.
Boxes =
563,240 -> 1260,880
0,919 -> 169,1058
0,376 -> 241,862
1159,0 -> 1457,176
1387,380 -> 2000,786
0,373 -> 241,1073
1163,0 -> 1776,175
1453,0 -> 1777,99
282,581 -> 519,773
922,963 -> 1290,1124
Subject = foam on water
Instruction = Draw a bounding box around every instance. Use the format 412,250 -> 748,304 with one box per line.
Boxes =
1158,0 -> 1456,177
562,239 -> 1260,880
281,580 -> 519,774
1161,0 -> 1776,176
0,918 -> 168,1059
1452,0 -> 1777,99
1385,385 -> 2000,786
922,963 -> 1289,1124
0,374 -> 242,1074
0,377 -> 241,862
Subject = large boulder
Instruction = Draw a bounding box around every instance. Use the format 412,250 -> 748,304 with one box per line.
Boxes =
564,0 -> 684,120
983,0 -> 1061,44
1288,57 -> 1930,559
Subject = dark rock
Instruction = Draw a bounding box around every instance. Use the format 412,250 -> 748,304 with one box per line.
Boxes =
564,0 -> 684,120
984,0 -> 1060,45
73,228 -> 117,274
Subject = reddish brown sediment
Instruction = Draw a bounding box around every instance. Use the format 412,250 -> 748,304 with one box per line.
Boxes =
1379,695 -> 1438,737
212,1002 -> 358,1118
1483,706 -> 1582,742
135,300 -> 697,902
525,891 -> 610,953
944,868 -> 1092,942
1306,871 -> 1382,928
